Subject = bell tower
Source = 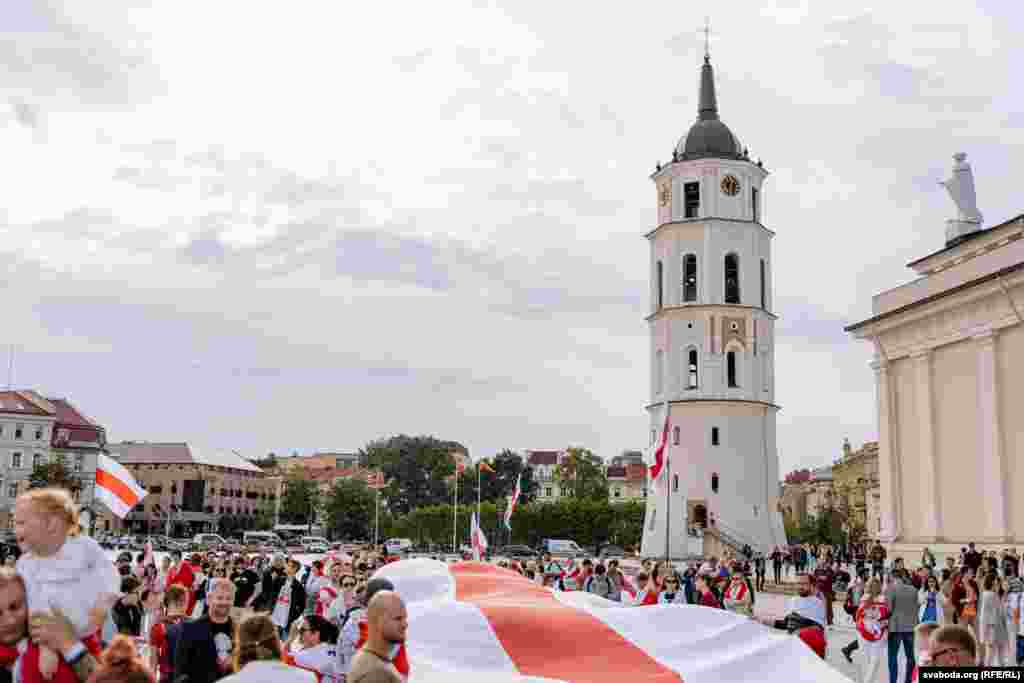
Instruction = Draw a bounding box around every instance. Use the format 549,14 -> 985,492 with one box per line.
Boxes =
641,45 -> 787,558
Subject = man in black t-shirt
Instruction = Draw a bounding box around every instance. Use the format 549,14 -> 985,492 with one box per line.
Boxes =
175,578 -> 237,683
231,556 -> 262,609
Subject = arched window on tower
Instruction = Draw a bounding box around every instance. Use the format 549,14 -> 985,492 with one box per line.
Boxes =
656,260 -> 664,310
682,254 -> 697,302
711,472 -> 719,493
687,349 -> 699,389
727,350 -> 738,388
673,426 -> 680,445
724,253 -> 740,304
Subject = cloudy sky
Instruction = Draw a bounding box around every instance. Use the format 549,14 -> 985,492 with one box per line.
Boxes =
2,1 -> 1021,475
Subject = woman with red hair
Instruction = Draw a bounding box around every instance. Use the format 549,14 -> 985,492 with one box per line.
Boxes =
86,636 -> 155,683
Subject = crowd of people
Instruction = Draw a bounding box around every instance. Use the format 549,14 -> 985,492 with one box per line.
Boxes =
2,486 -> 410,683
7,484 -> 1022,683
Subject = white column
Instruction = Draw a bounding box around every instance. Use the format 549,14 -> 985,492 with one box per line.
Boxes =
872,359 -> 899,541
975,330 -> 1008,540
912,349 -> 941,540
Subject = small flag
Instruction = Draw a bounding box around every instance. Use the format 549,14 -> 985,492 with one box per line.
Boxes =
646,405 -> 670,489
471,512 -> 488,560
366,470 -> 386,490
95,453 -> 147,519
142,538 -> 154,568
504,472 -> 521,531
478,461 -> 495,474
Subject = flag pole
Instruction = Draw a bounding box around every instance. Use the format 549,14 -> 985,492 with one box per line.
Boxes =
663,316 -> 672,563
374,485 -> 380,548
663,397 -> 671,563
453,465 -> 458,554
477,463 -> 482,530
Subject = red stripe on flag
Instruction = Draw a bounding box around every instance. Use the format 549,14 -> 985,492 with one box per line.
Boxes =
95,468 -> 141,508
451,563 -> 682,683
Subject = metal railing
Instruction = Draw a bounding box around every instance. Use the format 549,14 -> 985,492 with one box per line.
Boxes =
711,519 -> 770,555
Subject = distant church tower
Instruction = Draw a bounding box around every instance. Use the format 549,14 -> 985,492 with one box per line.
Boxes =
641,48 -> 787,557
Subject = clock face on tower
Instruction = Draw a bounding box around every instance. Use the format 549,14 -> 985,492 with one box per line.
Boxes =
720,174 -> 740,196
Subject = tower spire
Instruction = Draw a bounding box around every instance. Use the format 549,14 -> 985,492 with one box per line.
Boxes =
698,29 -> 719,121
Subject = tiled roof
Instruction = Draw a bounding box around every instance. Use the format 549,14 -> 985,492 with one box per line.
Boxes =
48,398 -> 99,427
0,390 -> 53,416
308,466 -> 365,481
108,442 -> 264,474
526,450 -> 560,465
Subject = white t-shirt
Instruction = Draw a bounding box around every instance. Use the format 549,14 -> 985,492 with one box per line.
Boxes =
293,643 -> 339,682
17,535 -> 119,636
272,578 -> 293,628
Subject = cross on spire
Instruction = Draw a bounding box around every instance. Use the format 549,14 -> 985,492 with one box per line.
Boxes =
703,17 -> 711,61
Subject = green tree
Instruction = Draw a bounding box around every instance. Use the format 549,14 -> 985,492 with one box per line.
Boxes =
253,503 -> 275,531
553,447 -> 608,501
360,435 -> 468,515
323,478 -> 376,541
28,461 -> 80,492
279,470 -> 321,525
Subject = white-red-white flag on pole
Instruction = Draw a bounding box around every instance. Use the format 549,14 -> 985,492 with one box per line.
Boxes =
95,453 -> 147,519
504,472 -> 521,531
366,470 -> 386,490
647,403 -> 670,489
471,512 -> 488,560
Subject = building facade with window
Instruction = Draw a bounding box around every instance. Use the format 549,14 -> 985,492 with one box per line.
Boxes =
641,50 -> 787,558
607,463 -> 647,502
526,450 -> 564,501
0,391 -> 58,527
106,442 -> 279,537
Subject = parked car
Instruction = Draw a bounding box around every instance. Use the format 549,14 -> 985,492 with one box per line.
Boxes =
498,545 -> 538,560
598,545 -> 626,559
307,541 -> 329,554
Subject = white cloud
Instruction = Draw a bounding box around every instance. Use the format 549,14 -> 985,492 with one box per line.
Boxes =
1,0 -> 1021,474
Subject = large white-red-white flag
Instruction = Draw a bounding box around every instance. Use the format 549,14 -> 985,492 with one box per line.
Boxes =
375,559 -> 847,683
647,403 -> 670,488
95,453 -> 147,519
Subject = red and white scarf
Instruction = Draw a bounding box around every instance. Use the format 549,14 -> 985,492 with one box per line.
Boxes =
725,580 -> 748,602
315,585 -> 338,617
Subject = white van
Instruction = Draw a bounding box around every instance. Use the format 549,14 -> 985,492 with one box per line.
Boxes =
243,531 -> 283,547
384,538 -> 413,555
193,533 -> 226,549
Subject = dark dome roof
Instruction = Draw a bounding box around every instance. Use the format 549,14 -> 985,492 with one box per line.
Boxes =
674,55 -> 746,162
678,119 -> 743,161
